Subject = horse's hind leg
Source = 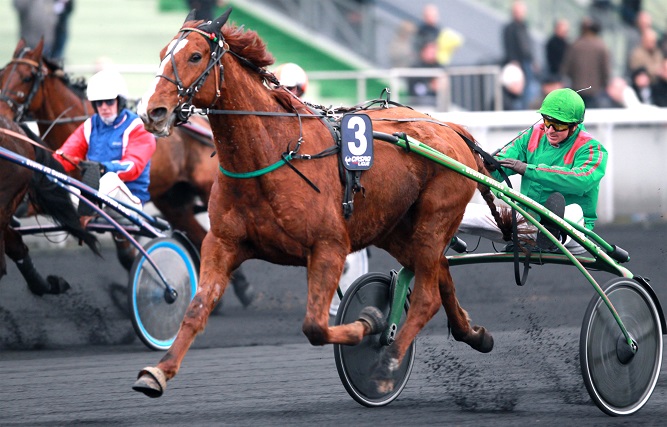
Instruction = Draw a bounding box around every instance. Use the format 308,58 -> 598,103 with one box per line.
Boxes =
439,256 -> 493,353
133,232 -> 233,397
113,234 -> 136,271
370,265 -> 443,393
4,227 -> 70,295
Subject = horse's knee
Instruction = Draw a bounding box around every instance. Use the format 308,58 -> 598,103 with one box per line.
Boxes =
302,321 -> 327,346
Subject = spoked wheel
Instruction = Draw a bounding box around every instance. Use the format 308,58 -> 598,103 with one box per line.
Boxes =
128,237 -> 198,351
334,272 -> 415,407
580,277 -> 663,416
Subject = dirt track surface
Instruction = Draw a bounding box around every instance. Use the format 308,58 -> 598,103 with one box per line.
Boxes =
1,223 -> 666,425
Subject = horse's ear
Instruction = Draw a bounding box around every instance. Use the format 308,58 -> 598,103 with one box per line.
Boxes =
33,38 -> 45,59
184,9 -> 197,23
200,7 -> 232,33
14,38 -> 27,57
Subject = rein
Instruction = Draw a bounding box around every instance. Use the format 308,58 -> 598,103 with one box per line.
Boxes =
162,24 -> 337,191
0,126 -> 79,169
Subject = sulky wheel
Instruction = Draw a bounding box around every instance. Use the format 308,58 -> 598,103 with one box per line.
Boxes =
580,277 -> 663,416
333,272 -> 415,407
128,237 -> 198,351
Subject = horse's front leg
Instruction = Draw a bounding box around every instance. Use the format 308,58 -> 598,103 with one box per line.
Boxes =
133,232 -> 233,397
302,246 -> 385,346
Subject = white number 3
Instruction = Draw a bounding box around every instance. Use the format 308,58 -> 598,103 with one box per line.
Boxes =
346,115 -> 367,156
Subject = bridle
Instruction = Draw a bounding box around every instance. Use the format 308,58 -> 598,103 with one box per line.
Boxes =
0,52 -> 91,130
157,26 -> 229,126
156,23 -> 282,126
0,48 -> 44,122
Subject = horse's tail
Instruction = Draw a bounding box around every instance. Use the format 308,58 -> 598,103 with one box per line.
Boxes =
448,122 -> 516,242
472,153 -> 515,242
29,147 -> 102,257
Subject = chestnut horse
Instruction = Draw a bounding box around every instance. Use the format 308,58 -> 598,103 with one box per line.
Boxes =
133,10 -> 505,398
0,39 -> 253,304
0,115 -> 100,295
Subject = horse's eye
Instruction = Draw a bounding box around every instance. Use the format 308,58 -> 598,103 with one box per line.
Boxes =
22,75 -> 33,83
190,53 -> 202,63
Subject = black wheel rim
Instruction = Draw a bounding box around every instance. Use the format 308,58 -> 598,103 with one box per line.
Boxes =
334,273 -> 415,406
582,279 -> 662,415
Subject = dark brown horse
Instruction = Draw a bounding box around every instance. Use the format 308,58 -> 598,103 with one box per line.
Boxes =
0,114 -> 100,295
0,39 -> 253,304
133,10 -> 506,398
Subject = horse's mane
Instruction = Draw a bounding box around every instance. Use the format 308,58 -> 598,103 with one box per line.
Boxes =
222,24 -> 275,68
42,57 -> 87,98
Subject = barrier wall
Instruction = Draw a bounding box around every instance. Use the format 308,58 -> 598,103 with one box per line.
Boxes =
432,108 -> 667,224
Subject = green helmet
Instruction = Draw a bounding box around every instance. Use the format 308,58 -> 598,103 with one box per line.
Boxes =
537,88 -> 585,124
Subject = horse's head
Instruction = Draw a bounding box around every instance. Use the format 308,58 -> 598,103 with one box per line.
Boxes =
138,8 -> 276,137
138,9 -> 233,137
0,38 -> 46,121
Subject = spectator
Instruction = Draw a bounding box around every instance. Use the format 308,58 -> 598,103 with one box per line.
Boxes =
52,0 -> 74,61
623,10 -> 652,76
628,28 -> 664,83
501,0 -> 538,110
13,0 -> 58,57
408,41 -> 446,107
545,18 -> 570,77
499,62 -> 526,111
620,0 -> 643,27
389,20 -> 417,68
528,73 -> 564,110
630,67 -> 654,104
600,76 -> 643,108
651,58 -> 667,106
560,17 -> 611,109
413,3 -> 441,54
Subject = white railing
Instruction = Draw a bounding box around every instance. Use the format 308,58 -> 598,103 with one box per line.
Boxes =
65,64 -> 503,112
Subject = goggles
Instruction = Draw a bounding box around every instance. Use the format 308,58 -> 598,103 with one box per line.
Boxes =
92,99 -> 116,107
542,115 -> 571,132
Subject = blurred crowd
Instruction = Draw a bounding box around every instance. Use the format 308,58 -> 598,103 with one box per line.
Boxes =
12,0 -> 667,111
394,0 -> 667,111
12,0 -> 74,62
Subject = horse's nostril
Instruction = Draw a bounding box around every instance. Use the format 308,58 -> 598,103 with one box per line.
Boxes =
149,107 -> 167,122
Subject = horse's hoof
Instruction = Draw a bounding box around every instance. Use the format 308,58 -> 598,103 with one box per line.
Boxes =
132,367 -> 166,398
46,275 -> 71,295
472,325 -> 494,353
358,306 -> 387,335
234,283 -> 256,308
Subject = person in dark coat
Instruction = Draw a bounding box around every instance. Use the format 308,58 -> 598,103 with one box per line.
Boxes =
501,0 -> 538,109
545,18 -> 570,77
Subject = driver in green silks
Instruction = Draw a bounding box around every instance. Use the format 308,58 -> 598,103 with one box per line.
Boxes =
458,88 -> 608,253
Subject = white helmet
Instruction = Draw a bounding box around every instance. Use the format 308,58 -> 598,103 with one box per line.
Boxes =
87,69 -> 129,101
274,63 -> 308,97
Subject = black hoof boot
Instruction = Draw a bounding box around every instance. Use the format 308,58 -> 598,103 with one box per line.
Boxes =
115,236 -> 136,272
16,256 -> 70,296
